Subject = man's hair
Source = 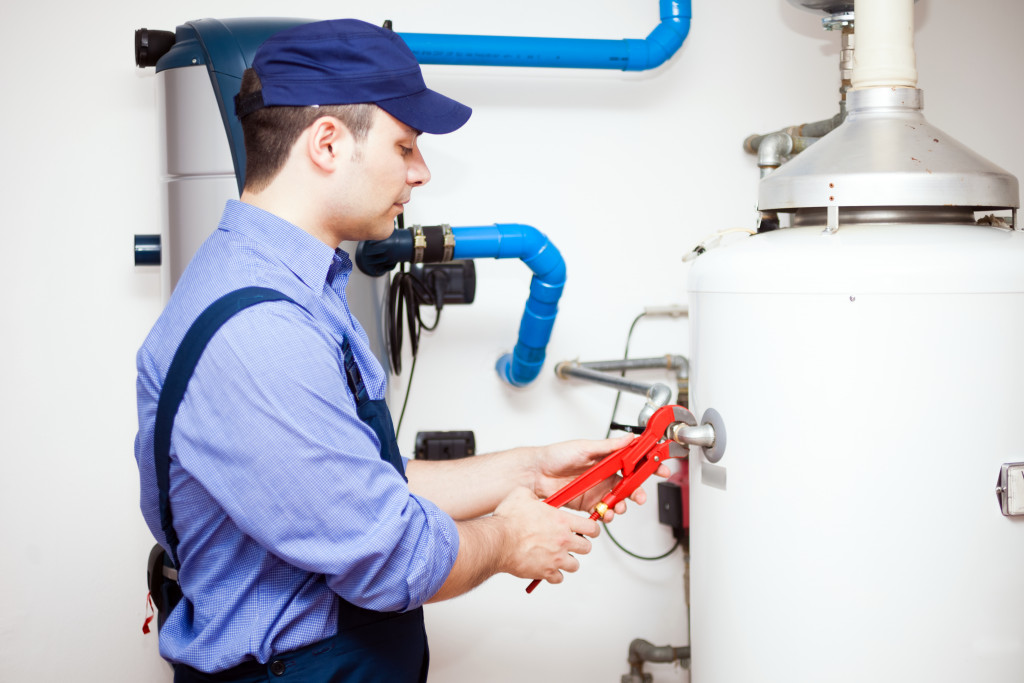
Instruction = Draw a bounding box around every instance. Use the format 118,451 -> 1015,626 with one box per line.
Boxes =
239,68 -> 376,192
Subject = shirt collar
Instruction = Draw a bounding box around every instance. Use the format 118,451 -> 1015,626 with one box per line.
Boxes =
218,200 -> 351,291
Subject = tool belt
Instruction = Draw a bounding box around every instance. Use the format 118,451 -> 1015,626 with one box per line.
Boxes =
146,543 -> 182,631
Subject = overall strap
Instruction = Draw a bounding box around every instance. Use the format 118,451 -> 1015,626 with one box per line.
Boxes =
341,337 -> 369,403
341,337 -> 407,479
154,287 -> 299,568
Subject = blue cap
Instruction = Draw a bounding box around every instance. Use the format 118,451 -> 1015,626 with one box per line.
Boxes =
237,19 -> 471,134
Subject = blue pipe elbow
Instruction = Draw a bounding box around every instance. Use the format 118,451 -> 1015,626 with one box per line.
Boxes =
451,224 -> 565,387
625,1 -> 692,71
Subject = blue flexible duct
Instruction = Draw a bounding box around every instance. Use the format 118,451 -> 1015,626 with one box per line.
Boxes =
402,0 -> 691,71
451,225 -> 566,387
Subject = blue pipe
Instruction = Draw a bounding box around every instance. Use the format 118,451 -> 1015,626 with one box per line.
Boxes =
152,1 -> 690,190
450,225 -> 566,387
401,0 -> 691,71
355,225 -> 566,387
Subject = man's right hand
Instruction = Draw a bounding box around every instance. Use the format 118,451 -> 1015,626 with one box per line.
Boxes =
492,486 -> 600,585
427,486 -> 600,602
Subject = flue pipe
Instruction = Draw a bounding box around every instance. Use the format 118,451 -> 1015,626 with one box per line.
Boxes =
851,0 -> 917,89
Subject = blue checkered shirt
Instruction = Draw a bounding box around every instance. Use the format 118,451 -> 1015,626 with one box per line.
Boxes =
135,200 -> 458,672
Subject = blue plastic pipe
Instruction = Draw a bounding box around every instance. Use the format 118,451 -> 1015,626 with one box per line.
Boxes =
401,0 -> 691,71
451,225 -> 566,387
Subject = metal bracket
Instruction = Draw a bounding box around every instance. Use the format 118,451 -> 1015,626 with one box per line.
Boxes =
996,462 -> 1024,517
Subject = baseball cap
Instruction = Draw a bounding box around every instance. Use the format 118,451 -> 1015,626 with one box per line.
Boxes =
235,19 -> 471,134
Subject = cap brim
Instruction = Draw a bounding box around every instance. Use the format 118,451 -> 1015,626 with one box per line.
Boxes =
377,88 -> 472,135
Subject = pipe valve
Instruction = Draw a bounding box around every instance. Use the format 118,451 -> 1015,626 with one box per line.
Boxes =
668,422 -> 715,449
669,407 -> 727,463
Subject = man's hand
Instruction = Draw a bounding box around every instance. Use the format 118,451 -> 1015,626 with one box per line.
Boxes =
428,485 -> 601,601
493,487 -> 599,585
531,437 -> 671,521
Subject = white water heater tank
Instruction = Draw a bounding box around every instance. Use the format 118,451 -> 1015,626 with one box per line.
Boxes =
687,221 -> 1024,680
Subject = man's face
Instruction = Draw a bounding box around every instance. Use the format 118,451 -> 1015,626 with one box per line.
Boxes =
330,108 -> 431,242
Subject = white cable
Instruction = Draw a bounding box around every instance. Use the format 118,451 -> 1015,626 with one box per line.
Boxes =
681,228 -> 755,263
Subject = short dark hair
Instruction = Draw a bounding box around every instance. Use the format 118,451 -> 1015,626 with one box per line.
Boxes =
238,68 -> 376,192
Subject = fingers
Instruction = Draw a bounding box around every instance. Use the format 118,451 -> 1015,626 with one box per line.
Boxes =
567,531 -> 596,558
568,514 -> 600,539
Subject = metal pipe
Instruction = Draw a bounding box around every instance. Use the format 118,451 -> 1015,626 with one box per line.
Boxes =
757,131 -> 794,178
622,638 -> 691,682
555,361 -> 660,397
555,360 -> 675,426
580,354 -> 689,410
668,422 -> 715,449
579,354 -> 688,374
743,18 -> 850,164
744,123 -> 834,156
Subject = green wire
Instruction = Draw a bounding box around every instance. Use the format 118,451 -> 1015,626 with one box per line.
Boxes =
395,353 -> 417,440
601,310 -> 681,561
603,520 -> 680,561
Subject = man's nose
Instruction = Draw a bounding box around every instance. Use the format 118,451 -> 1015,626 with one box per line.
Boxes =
408,148 -> 431,186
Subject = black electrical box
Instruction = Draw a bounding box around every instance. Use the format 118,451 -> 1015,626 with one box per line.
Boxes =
657,480 -> 686,542
415,431 -> 476,461
411,261 -> 476,305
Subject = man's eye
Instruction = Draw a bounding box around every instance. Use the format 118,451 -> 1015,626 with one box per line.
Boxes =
399,145 -> 413,157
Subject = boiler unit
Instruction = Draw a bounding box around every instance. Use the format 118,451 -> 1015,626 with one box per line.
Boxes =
687,0 -> 1024,680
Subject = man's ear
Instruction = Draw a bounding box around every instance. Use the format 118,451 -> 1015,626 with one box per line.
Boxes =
307,116 -> 350,172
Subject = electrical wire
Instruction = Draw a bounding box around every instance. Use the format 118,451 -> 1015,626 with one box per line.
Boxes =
395,353 -> 417,439
602,520 -> 680,560
600,309 -> 681,561
604,311 -> 647,438
387,260 -> 445,439
387,263 -> 442,372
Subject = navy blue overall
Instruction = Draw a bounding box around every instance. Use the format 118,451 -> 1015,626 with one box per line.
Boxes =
154,287 -> 428,683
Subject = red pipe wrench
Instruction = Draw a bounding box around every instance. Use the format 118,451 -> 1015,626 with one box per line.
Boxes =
526,404 -> 694,593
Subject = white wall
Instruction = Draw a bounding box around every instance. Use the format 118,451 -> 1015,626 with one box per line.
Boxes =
0,1 -> 1020,681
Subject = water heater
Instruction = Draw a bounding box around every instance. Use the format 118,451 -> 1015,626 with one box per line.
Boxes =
687,1 -> 1024,680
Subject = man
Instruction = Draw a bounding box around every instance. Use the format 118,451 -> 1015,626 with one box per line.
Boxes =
135,18 -> 654,682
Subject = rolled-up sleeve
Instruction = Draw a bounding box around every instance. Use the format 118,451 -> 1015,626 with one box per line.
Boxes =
173,301 -> 459,612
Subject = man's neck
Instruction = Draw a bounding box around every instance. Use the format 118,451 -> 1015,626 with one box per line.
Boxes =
239,188 -> 340,249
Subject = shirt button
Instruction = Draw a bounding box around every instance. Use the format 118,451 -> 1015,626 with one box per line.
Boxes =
270,660 -> 286,676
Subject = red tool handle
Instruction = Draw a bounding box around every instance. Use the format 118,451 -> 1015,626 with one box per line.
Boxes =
523,404 -> 691,594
